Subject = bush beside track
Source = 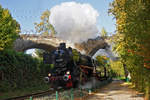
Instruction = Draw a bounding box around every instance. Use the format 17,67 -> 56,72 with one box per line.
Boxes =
0,50 -> 51,99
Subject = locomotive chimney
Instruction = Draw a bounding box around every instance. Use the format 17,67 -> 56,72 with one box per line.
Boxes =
59,43 -> 66,49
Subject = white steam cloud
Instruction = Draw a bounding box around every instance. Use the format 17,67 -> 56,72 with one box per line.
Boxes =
49,2 -> 99,43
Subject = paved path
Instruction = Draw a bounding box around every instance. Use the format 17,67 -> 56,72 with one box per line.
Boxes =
86,80 -> 144,100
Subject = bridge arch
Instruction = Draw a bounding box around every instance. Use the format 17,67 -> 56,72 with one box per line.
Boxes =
75,37 -> 110,57
14,38 -> 57,52
13,35 -> 111,58
88,43 -> 109,56
13,34 -> 66,52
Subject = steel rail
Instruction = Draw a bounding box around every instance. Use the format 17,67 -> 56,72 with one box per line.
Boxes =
2,89 -> 64,100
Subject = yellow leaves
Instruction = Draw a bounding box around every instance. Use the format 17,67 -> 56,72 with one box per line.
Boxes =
40,10 -> 50,20
103,56 -> 108,60
34,10 -> 56,36
96,55 -> 108,65
120,0 -> 126,5
39,22 -> 44,26
110,0 -> 150,95
2,9 -> 10,18
115,43 -> 123,52
41,15 -> 46,20
0,5 -> 20,50
101,27 -> 107,37
0,47 -> 3,51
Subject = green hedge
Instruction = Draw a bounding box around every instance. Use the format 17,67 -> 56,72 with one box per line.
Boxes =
0,50 -> 51,92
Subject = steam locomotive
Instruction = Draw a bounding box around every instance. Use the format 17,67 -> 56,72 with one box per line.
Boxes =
43,43 -> 109,89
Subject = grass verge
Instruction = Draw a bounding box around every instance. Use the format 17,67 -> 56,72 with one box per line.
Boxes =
0,84 -> 50,100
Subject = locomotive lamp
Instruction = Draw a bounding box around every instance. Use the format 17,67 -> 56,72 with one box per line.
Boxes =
48,73 -> 51,77
66,71 -> 70,75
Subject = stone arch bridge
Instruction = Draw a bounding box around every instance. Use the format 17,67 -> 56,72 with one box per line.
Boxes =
13,34 -> 110,56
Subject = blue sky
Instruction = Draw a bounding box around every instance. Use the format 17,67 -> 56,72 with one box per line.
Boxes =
0,0 -> 116,34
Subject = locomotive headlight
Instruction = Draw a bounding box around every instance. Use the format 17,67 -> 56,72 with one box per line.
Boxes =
66,71 -> 70,75
48,73 -> 51,77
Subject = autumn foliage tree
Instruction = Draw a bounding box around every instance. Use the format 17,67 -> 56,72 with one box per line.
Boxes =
0,5 -> 20,51
34,10 -> 56,58
110,0 -> 150,99
101,27 -> 108,37
34,10 -> 56,36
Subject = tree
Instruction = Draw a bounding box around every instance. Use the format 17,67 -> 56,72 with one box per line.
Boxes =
110,0 -> 150,98
34,49 -> 45,59
0,5 -> 20,51
34,10 -> 56,58
34,10 -> 56,36
101,27 -> 107,37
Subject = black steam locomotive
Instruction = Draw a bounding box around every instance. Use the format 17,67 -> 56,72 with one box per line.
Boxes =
44,43 -> 109,89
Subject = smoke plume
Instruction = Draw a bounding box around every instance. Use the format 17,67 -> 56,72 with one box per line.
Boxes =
49,2 -> 99,43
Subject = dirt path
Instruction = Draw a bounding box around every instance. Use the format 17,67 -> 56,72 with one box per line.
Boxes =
86,80 -> 144,100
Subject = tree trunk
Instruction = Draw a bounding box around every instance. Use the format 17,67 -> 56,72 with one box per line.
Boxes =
123,64 -> 128,80
0,71 -> 4,81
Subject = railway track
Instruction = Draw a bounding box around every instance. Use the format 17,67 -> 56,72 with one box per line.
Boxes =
2,89 -> 64,100
1,78 -> 112,100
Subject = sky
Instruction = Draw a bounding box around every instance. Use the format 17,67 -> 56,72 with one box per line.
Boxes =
0,0 -> 116,34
